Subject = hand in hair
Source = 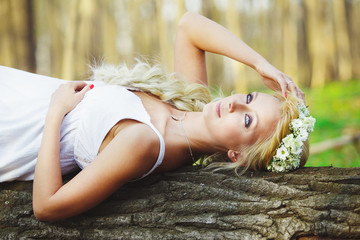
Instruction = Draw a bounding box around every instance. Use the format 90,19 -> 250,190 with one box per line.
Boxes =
254,59 -> 305,103
175,12 -> 305,103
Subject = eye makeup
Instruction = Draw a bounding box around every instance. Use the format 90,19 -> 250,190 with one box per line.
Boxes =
246,93 -> 253,104
245,93 -> 253,128
245,114 -> 252,128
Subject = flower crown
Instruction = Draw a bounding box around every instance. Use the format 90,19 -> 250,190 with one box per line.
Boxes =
267,104 -> 316,173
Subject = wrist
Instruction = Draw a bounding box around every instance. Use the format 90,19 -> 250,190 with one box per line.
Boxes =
45,108 -> 66,123
253,57 -> 269,73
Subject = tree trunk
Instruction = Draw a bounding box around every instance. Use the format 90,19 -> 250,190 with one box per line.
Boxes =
61,0 -> 78,80
227,0 -> 247,94
0,0 -> 36,72
332,0 -> 352,81
281,0 -> 299,85
1,167 -> 360,240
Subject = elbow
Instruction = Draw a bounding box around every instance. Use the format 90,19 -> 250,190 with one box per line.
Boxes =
33,206 -> 50,221
33,204 -> 53,221
33,203 -> 60,222
178,12 -> 198,31
177,12 -> 201,46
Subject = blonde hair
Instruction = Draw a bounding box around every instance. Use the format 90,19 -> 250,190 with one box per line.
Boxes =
90,59 -> 309,174
90,59 -> 210,112
208,92 -> 310,174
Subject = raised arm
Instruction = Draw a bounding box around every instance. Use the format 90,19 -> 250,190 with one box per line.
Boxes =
174,12 -> 304,101
33,83 -> 159,221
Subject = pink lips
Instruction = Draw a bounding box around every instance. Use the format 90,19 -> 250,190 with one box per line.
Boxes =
216,102 -> 221,118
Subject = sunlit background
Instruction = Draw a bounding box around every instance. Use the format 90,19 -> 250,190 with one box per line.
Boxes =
1,0 -> 359,168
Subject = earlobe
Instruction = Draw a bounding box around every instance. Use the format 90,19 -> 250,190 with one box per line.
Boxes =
227,150 -> 239,162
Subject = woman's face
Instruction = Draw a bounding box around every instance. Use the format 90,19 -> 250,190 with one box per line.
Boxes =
203,92 -> 282,151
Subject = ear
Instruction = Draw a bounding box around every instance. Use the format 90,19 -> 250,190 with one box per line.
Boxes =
227,150 -> 240,163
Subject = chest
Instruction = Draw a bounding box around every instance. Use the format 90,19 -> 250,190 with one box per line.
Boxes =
98,91 -> 170,153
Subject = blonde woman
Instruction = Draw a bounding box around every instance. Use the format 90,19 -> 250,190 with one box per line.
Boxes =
0,12 -> 313,221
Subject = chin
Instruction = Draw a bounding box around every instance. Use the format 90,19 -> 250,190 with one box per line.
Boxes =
202,102 -> 213,119
202,102 -> 210,113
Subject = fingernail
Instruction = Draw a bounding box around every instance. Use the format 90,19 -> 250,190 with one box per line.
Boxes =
90,84 -> 94,89
284,92 -> 287,98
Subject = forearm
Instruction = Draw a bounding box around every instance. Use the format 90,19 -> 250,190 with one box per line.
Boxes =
33,110 -> 64,210
179,12 -> 267,70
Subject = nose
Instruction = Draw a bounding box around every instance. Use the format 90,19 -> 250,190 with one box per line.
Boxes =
228,100 -> 248,113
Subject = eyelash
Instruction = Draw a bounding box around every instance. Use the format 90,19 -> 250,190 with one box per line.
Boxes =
246,93 -> 253,104
245,93 -> 253,128
245,114 -> 252,128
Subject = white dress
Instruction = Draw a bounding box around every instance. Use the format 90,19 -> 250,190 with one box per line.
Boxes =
0,66 -> 165,182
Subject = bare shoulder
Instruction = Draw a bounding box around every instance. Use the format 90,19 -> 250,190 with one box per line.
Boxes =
124,122 -> 159,151
110,122 -> 160,178
118,122 -> 160,152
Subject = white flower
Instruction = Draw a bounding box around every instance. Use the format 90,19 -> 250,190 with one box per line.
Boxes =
283,134 -> 295,148
298,128 -> 309,141
284,135 -> 302,154
294,158 -> 300,168
274,164 -> 285,173
292,136 -> 304,155
276,145 -> 289,160
303,116 -> 316,132
299,105 -> 310,118
285,157 -> 300,170
268,104 -> 315,173
290,119 -> 303,130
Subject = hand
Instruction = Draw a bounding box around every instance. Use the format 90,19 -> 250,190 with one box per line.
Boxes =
49,82 -> 93,117
255,59 -> 305,102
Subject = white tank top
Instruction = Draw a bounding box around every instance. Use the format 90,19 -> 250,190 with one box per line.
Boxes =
0,66 -> 165,182
73,84 -> 165,179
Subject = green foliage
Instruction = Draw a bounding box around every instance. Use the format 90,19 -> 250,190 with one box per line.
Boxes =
306,79 -> 360,167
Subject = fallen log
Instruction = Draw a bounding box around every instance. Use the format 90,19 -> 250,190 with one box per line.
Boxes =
310,132 -> 360,155
1,166 -> 360,240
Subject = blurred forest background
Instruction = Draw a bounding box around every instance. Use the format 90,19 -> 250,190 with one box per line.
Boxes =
0,0 -> 359,168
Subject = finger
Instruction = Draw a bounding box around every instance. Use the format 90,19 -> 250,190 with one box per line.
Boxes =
298,89 -> 306,104
77,83 -> 94,99
72,81 -> 88,92
287,80 -> 306,103
287,80 -> 297,94
278,76 -> 288,98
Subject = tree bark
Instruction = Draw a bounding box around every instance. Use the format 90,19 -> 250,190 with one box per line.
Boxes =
1,167 -> 360,240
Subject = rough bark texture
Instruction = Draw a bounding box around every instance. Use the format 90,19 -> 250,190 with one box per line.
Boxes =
1,166 -> 360,240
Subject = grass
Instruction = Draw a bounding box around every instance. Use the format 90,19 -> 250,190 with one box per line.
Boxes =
305,79 -> 360,168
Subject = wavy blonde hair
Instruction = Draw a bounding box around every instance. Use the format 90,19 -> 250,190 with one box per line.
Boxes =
208,92 -> 309,174
90,59 -> 309,173
90,59 -> 210,112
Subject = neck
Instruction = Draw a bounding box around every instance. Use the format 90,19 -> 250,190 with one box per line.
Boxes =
168,109 -> 226,158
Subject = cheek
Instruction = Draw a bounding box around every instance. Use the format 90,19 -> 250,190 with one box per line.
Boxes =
246,131 -> 261,145
223,120 -> 245,147
225,119 -> 240,134
250,123 -> 276,145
